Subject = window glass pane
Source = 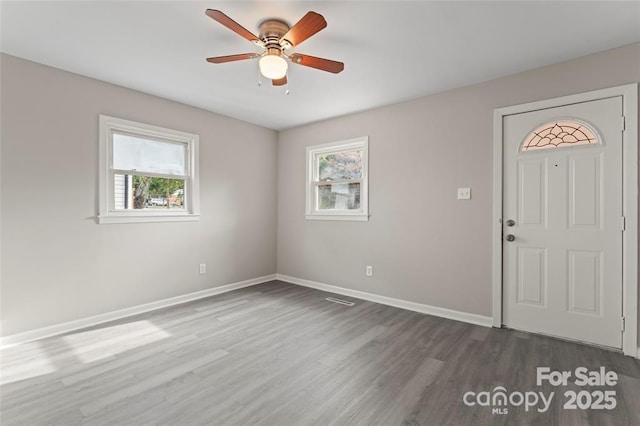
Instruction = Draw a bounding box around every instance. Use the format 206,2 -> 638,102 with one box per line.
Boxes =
522,120 -> 598,151
114,174 -> 185,210
113,133 -> 186,175
317,182 -> 360,210
317,149 -> 362,181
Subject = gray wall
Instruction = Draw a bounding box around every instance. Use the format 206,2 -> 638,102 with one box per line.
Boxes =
277,43 -> 640,329
0,54 -> 278,336
2,43 -> 639,340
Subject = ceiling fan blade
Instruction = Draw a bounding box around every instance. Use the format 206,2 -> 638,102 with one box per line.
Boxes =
280,11 -> 327,48
205,9 -> 260,43
289,54 -> 344,74
206,53 -> 260,64
272,76 -> 287,86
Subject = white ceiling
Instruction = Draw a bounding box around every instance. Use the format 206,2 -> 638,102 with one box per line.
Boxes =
2,1 -> 639,130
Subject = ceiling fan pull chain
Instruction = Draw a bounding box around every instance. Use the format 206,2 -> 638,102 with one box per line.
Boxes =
284,70 -> 290,95
257,64 -> 262,87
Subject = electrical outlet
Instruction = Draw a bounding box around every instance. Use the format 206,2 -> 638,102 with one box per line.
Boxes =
366,265 -> 373,277
457,187 -> 471,200
199,263 -> 206,275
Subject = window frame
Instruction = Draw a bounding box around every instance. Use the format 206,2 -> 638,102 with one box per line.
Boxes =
98,115 -> 200,224
305,136 -> 369,221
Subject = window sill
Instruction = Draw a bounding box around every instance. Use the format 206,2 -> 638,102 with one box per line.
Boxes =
97,213 -> 200,224
305,214 -> 369,222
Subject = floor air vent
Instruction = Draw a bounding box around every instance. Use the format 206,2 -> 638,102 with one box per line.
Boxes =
325,297 -> 355,306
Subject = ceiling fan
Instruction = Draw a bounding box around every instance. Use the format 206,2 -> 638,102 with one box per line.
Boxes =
205,9 -> 344,86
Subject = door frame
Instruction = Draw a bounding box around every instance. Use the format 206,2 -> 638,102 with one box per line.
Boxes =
491,84 -> 639,358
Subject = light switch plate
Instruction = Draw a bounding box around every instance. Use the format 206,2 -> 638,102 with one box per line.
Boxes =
457,187 -> 471,200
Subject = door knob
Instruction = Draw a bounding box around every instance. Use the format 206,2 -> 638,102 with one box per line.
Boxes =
506,219 -> 516,227
505,234 -> 515,242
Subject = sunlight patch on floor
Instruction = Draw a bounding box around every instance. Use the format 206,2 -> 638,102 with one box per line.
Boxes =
62,320 -> 172,363
1,341 -> 57,385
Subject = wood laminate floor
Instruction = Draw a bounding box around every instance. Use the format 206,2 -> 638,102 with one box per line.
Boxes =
1,281 -> 639,425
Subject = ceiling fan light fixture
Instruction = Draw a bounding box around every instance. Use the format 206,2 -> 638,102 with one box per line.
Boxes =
259,55 -> 288,80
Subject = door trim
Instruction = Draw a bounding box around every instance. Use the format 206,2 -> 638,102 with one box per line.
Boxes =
492,84 -> 638,358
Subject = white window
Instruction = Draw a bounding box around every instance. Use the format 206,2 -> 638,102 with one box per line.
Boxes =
98,115 -> 199,224
306,137 -> 369,221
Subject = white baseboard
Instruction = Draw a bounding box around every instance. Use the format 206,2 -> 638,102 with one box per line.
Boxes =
0,274 -> 277,348
276,274 -> 493,328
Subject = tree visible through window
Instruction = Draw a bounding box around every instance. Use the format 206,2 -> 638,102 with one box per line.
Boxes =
317,150 -> 363,210
128,176 -> 184,209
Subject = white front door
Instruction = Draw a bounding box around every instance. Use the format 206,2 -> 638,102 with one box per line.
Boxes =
502,96 -> 624,349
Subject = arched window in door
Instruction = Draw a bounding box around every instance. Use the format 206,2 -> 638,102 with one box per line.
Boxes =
521,120 -> 599,151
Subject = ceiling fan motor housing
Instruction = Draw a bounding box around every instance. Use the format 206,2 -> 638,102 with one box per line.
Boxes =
259,20 -> 291,55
